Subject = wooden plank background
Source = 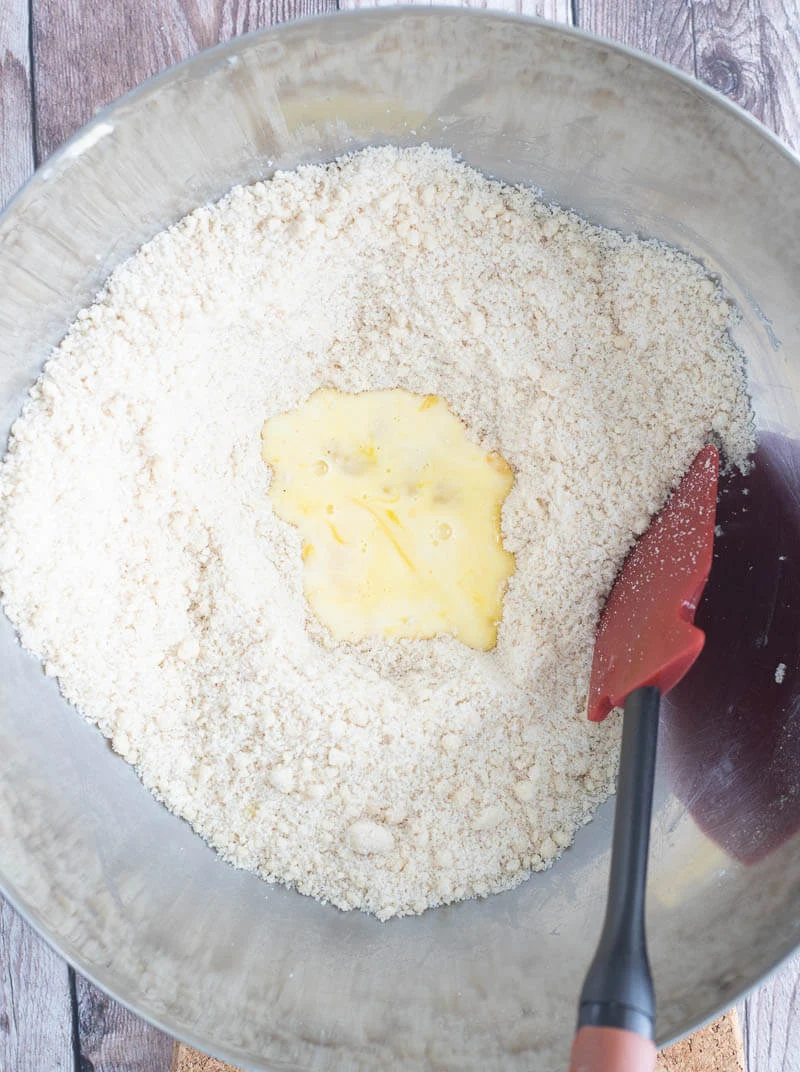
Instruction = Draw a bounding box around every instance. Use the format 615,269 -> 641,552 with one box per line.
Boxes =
1,1 -> 799,1070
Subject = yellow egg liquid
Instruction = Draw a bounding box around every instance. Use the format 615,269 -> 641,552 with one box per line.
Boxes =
261,388 -> 515,651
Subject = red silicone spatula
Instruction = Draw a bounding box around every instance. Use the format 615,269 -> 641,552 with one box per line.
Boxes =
569,443 -> 720,1072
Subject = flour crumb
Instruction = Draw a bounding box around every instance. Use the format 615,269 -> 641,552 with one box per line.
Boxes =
349,820 -> 395,855
775,663 -> 787,684
0,145 -> 753,919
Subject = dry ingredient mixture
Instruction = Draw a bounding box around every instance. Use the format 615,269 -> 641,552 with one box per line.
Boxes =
0,146 -> 753,919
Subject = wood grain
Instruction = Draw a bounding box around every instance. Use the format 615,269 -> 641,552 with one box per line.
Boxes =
575,0 -> 695,74
0,894 -> 73,1072
693,0 -> 800,151
75,970 -> 174,1072
338,0 -> 573,22
30,0 -> 337,161
741,953 -> 800,1072
0,0 -> 34,206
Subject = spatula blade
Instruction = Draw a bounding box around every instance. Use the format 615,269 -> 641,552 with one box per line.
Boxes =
588,444 -> 720,723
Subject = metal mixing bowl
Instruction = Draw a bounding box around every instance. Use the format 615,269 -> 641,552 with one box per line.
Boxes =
1,9 -> 799,1070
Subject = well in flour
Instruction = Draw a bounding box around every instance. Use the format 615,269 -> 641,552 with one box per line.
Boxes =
0,146 -> 753,919
261,387 -> 516,652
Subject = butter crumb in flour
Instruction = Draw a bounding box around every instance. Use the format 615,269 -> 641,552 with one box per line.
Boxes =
0,146 -> 753,920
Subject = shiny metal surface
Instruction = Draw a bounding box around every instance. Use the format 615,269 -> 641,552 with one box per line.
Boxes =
0,10 -> 799,1070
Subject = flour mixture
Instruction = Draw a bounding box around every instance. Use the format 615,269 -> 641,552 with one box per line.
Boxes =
0,146 -> 752,919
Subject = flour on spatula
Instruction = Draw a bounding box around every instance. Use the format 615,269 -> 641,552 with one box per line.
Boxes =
0,146 -> 753,918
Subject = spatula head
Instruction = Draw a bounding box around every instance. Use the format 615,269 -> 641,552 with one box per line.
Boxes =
588,444 -> 720,723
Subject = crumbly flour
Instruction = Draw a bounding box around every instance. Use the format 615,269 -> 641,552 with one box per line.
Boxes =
0,146 -> 752,919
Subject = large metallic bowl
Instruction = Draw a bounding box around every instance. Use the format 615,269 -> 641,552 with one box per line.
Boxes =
1,9 -> 799,1070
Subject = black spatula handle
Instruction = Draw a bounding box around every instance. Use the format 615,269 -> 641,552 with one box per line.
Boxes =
577,685 -> 660,1038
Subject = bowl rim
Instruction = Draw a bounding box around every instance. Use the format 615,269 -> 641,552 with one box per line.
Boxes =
1,6 -> 799,1066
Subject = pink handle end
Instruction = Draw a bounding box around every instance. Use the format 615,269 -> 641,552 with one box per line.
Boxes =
570,1025 -> 657,1072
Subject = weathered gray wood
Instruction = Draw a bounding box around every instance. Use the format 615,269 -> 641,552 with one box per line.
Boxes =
693,0 -> 800,152
576,0 -> 695,73
339,0 -> 573,22
75,971 -> 174,1072
0,894 -> 74,1072
740,953 -> 800,1072
0,0 -> 34,206
30,0 -> 337,160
